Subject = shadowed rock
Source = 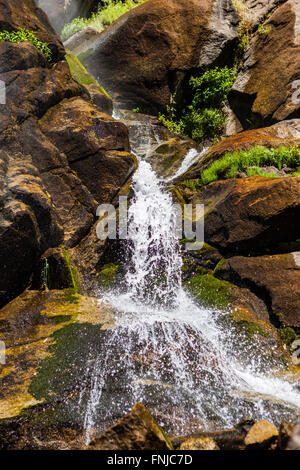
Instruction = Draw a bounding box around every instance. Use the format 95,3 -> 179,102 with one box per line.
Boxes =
89,403 -> 173,450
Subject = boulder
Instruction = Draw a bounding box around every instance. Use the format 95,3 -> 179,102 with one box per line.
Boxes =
186,176 -> 300,255
89,403 -> 173,450
216,252 -> 300,328
229,0 -> 300,128
79,0 -> 239,112
38,97 -> 135,204
0,289 -> 115,449
179,437 -> 219,450
244,420 -> 279,450
0,0 -> 65,62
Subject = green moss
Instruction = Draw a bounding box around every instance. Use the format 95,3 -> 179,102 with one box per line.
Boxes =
183,178 -> 202,191
62,248 -> 80,295
233,319 -> 269,338
213,258 -> 227,275
97,263 -> 120,287
186,273 -> 232,309
279,327 -> 297,346
66,51 -> 111,98
29,323 -> 104,402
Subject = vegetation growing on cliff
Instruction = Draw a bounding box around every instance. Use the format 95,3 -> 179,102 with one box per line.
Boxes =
159,67 -> 236,143
61,0 -> 147,41
0,29 -> 52,60
201,145 -> 300,185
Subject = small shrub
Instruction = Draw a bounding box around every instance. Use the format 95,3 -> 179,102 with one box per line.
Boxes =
190,67 -> 236,110
182,108 -> 227,142
61,17 -> 88,41
159,67 -> 235,143
0,29 -> 52,60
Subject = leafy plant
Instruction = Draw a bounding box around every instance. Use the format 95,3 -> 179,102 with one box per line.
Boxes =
233,0 -> 253,52
190,67 -> 236,110
0,29 -> 52,60
159,67 -> 236,143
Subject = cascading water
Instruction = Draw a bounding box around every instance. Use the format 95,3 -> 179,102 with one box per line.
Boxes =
82,117 -> 300,443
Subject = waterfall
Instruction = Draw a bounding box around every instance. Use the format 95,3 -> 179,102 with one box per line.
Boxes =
82,117 -> 300,444
123,159 -> 182,307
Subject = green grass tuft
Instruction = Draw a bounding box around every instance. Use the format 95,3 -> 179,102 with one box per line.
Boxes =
201,145 -> 300,185
61,0 -> 147,41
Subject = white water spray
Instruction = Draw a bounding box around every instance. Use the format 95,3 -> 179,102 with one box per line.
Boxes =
83,117 -> 300,443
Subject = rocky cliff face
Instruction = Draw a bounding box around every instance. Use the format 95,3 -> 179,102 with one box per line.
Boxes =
0,0 -> 136,307
230,0 -> 300,128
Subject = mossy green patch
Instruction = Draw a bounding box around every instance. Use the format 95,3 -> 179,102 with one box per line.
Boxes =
279,327 -> 297,347
182,178 -> 202,191
66,51 -> 110,98
97,263 -> 120,288
233,319 -> 269,338
62,248 -> 80,295
213,258 -> 227,275
186,273 -> 232,309
29,323 -> 105,402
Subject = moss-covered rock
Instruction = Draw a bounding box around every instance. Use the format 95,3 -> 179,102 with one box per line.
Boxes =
185,273 -> 232,310
0,290 -> 114,424
97,263 -> 120,288
66,50 -> 113,114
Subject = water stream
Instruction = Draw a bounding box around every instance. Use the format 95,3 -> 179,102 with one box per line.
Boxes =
82,116 -> 300,443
